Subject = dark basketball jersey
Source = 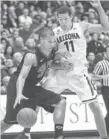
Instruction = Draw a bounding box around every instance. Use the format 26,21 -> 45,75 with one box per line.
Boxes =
14,49 -> 53,88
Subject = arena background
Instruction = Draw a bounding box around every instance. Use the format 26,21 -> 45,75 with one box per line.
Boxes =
0,0 -> 109,139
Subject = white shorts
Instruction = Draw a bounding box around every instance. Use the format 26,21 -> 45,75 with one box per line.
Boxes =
43,69 -> 97,103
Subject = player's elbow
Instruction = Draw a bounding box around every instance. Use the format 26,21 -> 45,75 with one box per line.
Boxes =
17,75 -> 26,84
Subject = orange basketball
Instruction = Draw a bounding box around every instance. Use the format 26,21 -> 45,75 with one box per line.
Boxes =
17,108 -> 37,128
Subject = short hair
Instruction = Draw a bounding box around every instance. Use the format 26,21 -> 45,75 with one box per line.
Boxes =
25,38 -> 36,46
57,6 -> 72,17
39,27 -> 54,39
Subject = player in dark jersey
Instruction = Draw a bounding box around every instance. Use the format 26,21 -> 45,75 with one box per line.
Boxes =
1,27 -> 67,139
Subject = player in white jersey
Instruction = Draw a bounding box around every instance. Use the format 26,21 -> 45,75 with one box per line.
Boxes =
43,1 -> 109,139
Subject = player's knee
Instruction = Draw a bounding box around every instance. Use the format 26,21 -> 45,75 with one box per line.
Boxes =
89,101 -> 101,115
59,97 -> 66,107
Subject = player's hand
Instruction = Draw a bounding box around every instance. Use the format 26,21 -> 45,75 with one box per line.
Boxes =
62,61 -> 74,71
63,51 -> 72,59
90,0 -> 101,9
56,49 -> 72,60
13,94 -> 29,109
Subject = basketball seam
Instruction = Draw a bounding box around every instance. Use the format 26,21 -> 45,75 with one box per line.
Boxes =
17,113 -> 29,127
31,109 -> 34,125
25,108 -> 32,126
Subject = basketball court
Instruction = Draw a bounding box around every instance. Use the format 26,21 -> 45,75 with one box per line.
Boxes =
1,131 -> 100,139
1,133 -> 101,139
0,137 -> 102,139
1,94 -> 107,139
0,94 -> 107,138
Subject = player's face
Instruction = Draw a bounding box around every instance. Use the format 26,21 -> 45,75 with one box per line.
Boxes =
57,13 -> 72,31
40,36 -> 56,57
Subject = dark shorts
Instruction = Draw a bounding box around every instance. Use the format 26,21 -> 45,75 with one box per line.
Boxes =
4,75 -> 62,124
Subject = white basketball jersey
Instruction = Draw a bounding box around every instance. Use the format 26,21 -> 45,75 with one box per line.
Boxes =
53,22 -> 88,70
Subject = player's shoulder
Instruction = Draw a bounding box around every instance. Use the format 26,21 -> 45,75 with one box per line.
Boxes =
73,21 -> 87,29
78,21 -> 88,26
78,21 -> 89,32
24,52 -> 36,65
53,26 -> 62,35
71,22 -> 85,30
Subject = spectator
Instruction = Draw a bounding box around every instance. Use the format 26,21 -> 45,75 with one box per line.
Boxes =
8,67 -> 17,76
31,14 -> 47,34
87,52 -> 95,73
14,37 -> 25,53
88,11 -> 97,23
0,44 -> 6,65
81,13 -> 89,22
2,3 -> 8,17
1,38 -> 9,48
1,76 -> 10,94
1,30 -> 9,40
87,33 -> 105,55
8,29 -> 19,47
4,46 -> 14,59
75,2 -> 84,20
52,22 -> 58,29
18,8 -> 32,26
84,30 -> 92,43
29,4 -> 37,18
46,7 -> 52,18
13,52 -> 23,67
47,20 -> 53,28
15,2 -> 24,17
19,22 -> 33,43
0,24 -> 4,33
7,6 -> 17,28
73,16 -> 80,22
91,19 -> 99,24
5,59 -> 14,69
1,16 -> 8,29
94,52 -> 104,65
1,58 -> 14,79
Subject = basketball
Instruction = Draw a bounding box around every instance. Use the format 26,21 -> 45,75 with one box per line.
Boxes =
17,108 -> 37,128
54,50 -> 67,63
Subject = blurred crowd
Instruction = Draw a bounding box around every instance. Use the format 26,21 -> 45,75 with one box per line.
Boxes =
1,1 -> 109,95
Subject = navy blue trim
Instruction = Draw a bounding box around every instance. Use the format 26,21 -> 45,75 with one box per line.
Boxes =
84,74 -> 94,96
82,95 -> 97,103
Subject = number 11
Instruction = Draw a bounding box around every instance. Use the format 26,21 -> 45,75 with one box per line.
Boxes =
64,40 -> 75,52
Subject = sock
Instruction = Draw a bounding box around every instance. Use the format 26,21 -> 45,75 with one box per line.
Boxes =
23,128 -> 31,133
55,124 -> 63,139
23,128 -> 31,139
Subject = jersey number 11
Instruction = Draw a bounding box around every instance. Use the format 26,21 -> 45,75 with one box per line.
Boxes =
64,40 -> 75,52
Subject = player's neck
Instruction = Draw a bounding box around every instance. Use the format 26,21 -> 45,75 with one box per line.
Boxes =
61,23 -> 73,32
28,48 -> 36,53
105,53 -> 109,60
105,56 -> 109,61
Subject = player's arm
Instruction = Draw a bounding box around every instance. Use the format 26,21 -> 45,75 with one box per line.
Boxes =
91,61 -> 104,80
50,62 -> 65,70
51,50 -> 73,70
91,74 -> 109,80
13,53 -> 36,108
32,20 -> 47,34
80,1 -> 109,33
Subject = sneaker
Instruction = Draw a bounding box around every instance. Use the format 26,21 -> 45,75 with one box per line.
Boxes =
14,132 -> 29,139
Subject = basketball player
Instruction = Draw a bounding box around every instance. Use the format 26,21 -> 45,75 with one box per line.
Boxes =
42,1 -> 109,139
1,28 -> 68,139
